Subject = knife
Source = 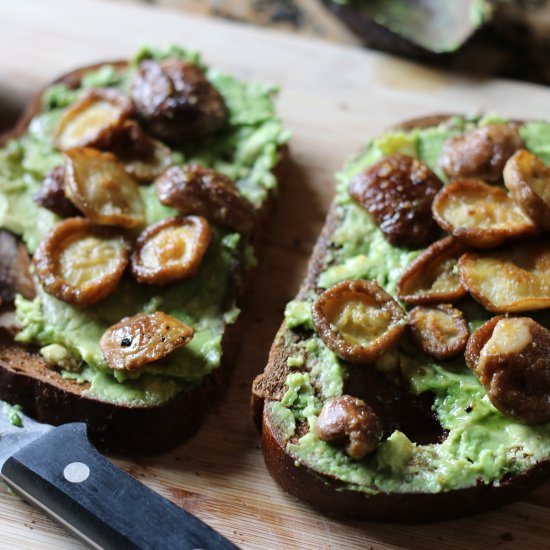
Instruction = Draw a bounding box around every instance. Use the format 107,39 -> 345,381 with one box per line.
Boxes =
0,402 -> 238,549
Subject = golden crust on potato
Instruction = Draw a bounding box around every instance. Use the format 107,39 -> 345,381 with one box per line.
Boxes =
54,88 -> 133,151
64,148 -> 145,228
459,241 -> 550,312
312,279 -> 406,365
432,178 -> 537,248
397,236 -> 466,305
408,304 -> 469,360
130,215 -> 212,285
33,218 -> 129,307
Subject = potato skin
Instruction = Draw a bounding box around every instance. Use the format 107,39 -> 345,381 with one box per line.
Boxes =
131,59 -> 227,144
440,124 -> 523,182
349,154 -> 442,248
504,149 -> 550,232
466,316 -> 550,424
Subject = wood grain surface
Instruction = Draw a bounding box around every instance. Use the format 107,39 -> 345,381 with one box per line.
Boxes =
1,1 -> 550,548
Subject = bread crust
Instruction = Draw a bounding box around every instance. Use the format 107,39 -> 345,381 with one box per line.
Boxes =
252,114 -> 550,522
0,60 -> 288,454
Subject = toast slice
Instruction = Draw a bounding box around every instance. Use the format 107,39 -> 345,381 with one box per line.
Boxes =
253,114 -> 550,521
0,46 -> 289,453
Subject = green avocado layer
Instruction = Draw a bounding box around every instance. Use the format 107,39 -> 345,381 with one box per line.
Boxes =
0,45 -> 289,405
275,115 -> 550,493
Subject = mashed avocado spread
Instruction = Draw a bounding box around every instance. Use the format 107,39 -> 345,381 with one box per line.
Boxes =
0,46 -> 289,405
275,114 -> 550,493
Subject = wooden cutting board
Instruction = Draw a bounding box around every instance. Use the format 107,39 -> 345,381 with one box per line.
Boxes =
2,1 -> 550,548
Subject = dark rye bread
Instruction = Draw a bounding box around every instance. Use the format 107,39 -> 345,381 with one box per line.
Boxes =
252,115 -> 550,522
0,60 -> 288,454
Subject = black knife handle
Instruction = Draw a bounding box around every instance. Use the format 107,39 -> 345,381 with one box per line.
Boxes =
1,423 -> 238,550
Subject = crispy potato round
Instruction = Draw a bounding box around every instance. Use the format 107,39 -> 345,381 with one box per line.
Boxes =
314,395 -> 383,460
100,311 -> 194,372
459,241 -> 550,313
466,316 -> 550,424
312,279 -> 406,364
131,216 -> 212,285
64,148 -> 145,228
408,304 -> 469,360
432,178 -> 537,248
110,121 -> 173,183
504,149 -> 550,231
440,124 -> 523,182
155,165 -> 255,233
33,218 -> 129,307
349,154 -> 442,248
131,59 -> 227,144
397,236 -> 466,305
34,165 -> 80,218
54,88 -> 133,151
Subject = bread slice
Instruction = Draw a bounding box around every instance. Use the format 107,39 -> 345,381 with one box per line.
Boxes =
253,114 -> 550,522
0,50 -> 288,454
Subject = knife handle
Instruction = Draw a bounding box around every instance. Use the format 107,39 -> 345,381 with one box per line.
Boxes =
1,423 -> 238,550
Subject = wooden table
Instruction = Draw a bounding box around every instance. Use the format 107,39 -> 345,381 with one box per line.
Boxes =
1,0 -> 550,548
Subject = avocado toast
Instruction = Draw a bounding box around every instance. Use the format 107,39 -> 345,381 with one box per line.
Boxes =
252,114 -> 550,521
0,46 -> 289,453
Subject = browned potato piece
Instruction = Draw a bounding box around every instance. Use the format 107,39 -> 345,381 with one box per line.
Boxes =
440,124 -> 523,182
432,178 -> 537,248
408,304 -> 469,360
155,165 -> 255,233
312,279 -> 406,364
131,216 -> 212,285
314,395 -> 383,460
131,59 -> 227,144
100,311 -> 194,372
34,165 -> 80,218
109,121 -> 173,183
466,316 -> 550,424
54,88 -> 133,151
349,154 -> 442,248
64,148 -> 145,228
33,218 -> 129,307
397,236 -> 466,305
504,149 -> 550,231
459,241 -> 550,312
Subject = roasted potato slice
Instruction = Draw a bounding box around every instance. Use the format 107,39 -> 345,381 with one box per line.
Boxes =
100,311 -> 194,372
466,316 -> 550,424
504,149 -> 550,231
440,124 -> 523,182
349,154 -> 442,248
459,241 -> 550,312
314,395 -> 383,460
408,304 -> 469,360
131,216 -> 212,285
155,165 -> 255,233
131,59 -> 227,144
312,279 -> 406,364
64,148 -> 145,228
54,88 -> 133,151
397,236 -> 466,305
34,165 -> 80,218
34,218 -> 129,307
110,121 -> 173,183
432,179 -> 537,248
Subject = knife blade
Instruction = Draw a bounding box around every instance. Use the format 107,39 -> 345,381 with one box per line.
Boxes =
0,402 -> 238,549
